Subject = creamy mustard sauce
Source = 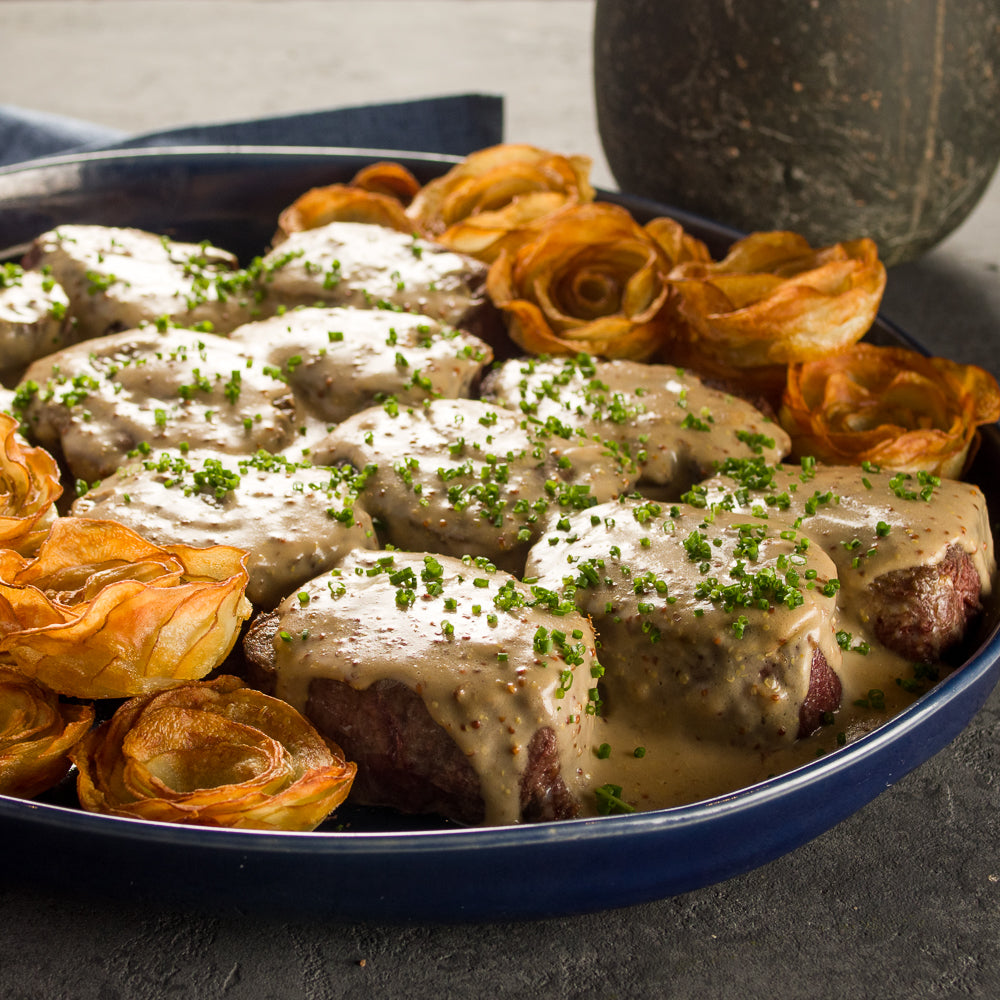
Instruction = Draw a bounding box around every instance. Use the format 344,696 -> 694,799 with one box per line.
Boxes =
483,355 -> 791,495
18,327 -> 301,481
581,620 -> 926,813
571,463 -> 996,814
257,221 -> 488,326
270,549 -> 599,826
697,461 -> 994,599
71,447 -> 378,608
226,306 -> 493,424
0,266 -> 76,380
312,397 -> 632,573
30,225 -> 256,337
266,459 -> 994,821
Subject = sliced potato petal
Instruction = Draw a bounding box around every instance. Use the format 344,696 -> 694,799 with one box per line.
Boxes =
644,216 -> 713,270
71,675 -> 356,831
273,160 -> 422,242
0,518 -> 251,699
487,202 -> 686,360
429,190 -> 568,261
349,161 -> 421,204
0,665 -> 94,799
779,343 -> 1000,476
276,185 -> 416,241
666,232 -> 887,395
408,143 -> 595,262
0,413 -> 62,555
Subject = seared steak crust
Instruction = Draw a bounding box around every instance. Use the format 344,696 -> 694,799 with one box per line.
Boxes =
241,567 -> 589,827
303,677 -> 580,826
241,610 -> 280,694
797,648 -> 843,738
520,727 -> 580,822
870,543 -> 982,663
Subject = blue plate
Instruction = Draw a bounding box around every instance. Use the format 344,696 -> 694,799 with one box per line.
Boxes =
1,148 -> 997,922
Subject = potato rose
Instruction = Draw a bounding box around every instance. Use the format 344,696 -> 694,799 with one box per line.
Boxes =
275,186 -> 415,240
274,162 -> 422,243
0,666 -> 93,798
665,232 -> 887,395
349,161 -> 422,204
0,518 -> 251,699
71,675 -> 356,831
779,343 -> 1000,477
407,143 -> 596,263
0,412 -> 62,555
487,202 -> 705,361
645,216 -> 714,271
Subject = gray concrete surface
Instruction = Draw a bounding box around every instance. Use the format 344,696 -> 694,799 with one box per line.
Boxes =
0,0 -> 615,186
1,3 -> 999,998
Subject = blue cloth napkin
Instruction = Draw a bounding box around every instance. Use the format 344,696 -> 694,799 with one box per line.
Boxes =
0,94 -> 504,168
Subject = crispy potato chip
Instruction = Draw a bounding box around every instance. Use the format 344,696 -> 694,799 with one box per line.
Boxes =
275,185 -> 415,242
274,162 -> 422,243
0,413 -> 62,555
350,161 -> 422,204
0,665 -> 93,799
486,202 -> 690,360
0,518 -> 251,699
407,143 -> 596,262
71,675 -> 356,831
779,343 -> 1000,476
665,233 -> 887,395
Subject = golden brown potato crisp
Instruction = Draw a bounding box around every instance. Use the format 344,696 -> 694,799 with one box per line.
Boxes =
665,232 -> 887,395
779,343 -> 1000,477
0,518 -> 251,699
275,185 -> 415,241
486,202 -> 700,361
274,162 -> 422,242
0,413 -> 62,555
407,143 -> 596,262
71,675 -> 356,831
0,666 -> 93,799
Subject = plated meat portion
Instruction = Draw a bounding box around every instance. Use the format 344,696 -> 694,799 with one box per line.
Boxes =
525,498 -> 845,749
226,306 -> 493,425
481,354 -> 790,497
242,549 -> 600,825
255,221 -> 491,331
1,195 -> 994,829
24,225 -> 257,339
0,264 -> 76,381
312,397 -> 631,573
71,448 -> 377,609
15,327 -> 300,481
695,460 -> 995,662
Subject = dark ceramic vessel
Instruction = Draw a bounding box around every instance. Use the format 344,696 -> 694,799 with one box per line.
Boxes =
594,0 -> 1000,265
